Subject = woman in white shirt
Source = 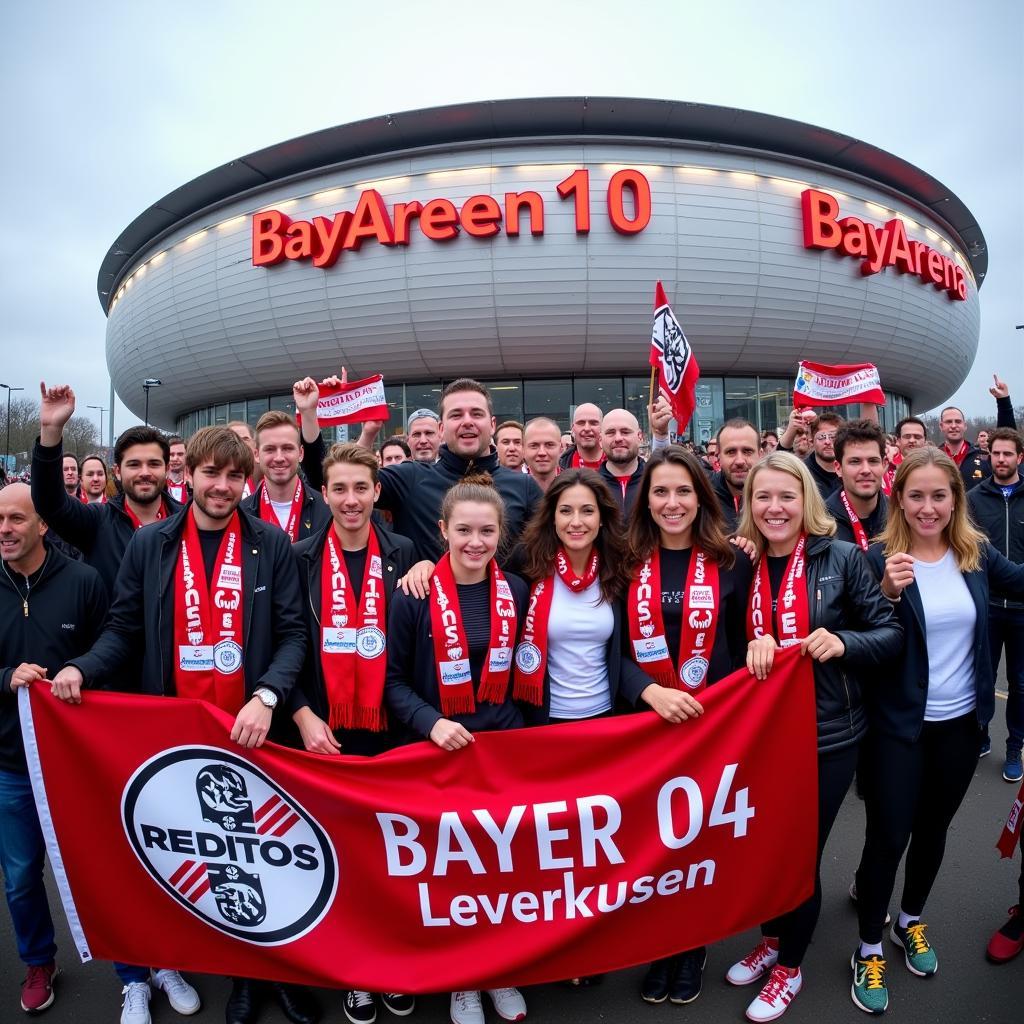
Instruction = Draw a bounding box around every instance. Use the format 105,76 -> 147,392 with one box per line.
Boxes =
851,447 -> 1024,1014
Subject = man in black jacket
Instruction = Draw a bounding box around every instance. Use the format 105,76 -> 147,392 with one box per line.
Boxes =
711,420 -> 759,532
1,483 -> 108,1015
598,408 -> 646,514
826,420 -> 888,550
32,383 -> 183,596
969,427 -> 1024,777
939,374 -> 1017,492
51,428 -> 313,1024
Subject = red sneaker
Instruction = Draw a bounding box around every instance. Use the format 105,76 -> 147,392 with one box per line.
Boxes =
986,906 -> 1024,964
21,962 -> 59,1013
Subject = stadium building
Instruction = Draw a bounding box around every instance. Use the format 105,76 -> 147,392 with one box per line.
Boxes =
98,97 -> 985,441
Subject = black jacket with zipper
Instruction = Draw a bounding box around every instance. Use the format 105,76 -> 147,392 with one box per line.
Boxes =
787,534 -> 903,753
598,460 -> 645,516
32,438 -> 184,596
68,504 -> 306,705
865,541 -> 1024,739
0,548 -> 108,772
968,476 -> 1024,610
711,471 -> 742,533
287,520 -> 415,726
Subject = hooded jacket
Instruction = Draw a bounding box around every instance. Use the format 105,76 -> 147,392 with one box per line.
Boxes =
598,459 -> 645,516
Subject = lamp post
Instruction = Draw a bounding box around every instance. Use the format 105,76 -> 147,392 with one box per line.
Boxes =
142,379 -> 162,426
1,384 -> 25,468
87,405 -> 108,450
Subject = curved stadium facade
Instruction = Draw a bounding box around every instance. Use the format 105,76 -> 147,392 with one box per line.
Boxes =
98,97 -> 986,441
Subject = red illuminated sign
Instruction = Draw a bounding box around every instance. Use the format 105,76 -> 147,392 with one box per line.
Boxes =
252,169 -> 652,269
801,189 -> 966,301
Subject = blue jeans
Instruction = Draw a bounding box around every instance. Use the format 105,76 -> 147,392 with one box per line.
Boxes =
0,768 -> 57,966
989,604 -> 1024,753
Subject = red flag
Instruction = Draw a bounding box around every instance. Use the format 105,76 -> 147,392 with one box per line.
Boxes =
295,375 -> 388,428
997,779 -> 1024,859
20,649 -> 817,992
793,361 -> 885,408
650,282 -> 699,429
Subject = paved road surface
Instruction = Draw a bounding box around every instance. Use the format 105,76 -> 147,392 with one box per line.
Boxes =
2,685 -> 1019,1023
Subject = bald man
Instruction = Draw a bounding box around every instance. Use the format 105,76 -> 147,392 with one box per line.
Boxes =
599,408 -> 646,513
1,483 -> 108,1013
559,403 -> 605,470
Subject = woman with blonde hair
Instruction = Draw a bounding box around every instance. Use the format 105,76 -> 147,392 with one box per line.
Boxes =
848,447 -> 1024,1013
724,452 -> 901,1023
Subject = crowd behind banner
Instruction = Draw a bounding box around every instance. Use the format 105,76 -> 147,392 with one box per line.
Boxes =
0,369 -> 1022,1024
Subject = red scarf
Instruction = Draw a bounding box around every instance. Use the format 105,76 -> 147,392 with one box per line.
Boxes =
173,510 -> 245,713
259,478 -> 303,542
839,490 -> 870,552
997,779 -> 1024,859
943,441 -> 968,466
747,534 -> 809,647
242,477 -> 255,499
628,547 -> 720,692
514,548 -> 600,702
320,529 -> 387,731
123,499 -> 166,530
429,554 -> 521,716
167,480 -> 188,504
571,450 -> 604,470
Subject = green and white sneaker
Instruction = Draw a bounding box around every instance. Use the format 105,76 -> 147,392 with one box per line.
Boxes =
850,950 -> 889,1014
890,920 -> 937,976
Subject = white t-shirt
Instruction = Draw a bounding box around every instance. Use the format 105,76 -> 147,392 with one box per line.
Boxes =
270,499 -> 293,530
547,575 -> 614,720
916,548 -> 977,721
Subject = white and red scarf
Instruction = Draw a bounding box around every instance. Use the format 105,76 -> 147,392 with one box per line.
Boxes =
628,548 -> 720,692
320,529 -> 387,731
997,778 -> 1024,859
242,477 -> 255,499
747,534 -> 809,647
513,548 -> 600,703
259,478 -> 303,542
173,510 -> 245,713
839,489 -> 870,552
571,450 -> 604,470
943,441 -> 968,466
429,554 -> 521,716
167,479 -> 188,504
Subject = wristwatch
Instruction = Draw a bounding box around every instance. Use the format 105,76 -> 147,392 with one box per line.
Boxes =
253,687 -> 279,709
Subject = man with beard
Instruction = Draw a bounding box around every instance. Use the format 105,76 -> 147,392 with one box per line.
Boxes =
32,383 -> 183,596
406,409 -> 442,463
51,427 -> 312,1024
969,427 -> 1024,776
598,409 -> 646,513
803,411 -> 844,500
711,420 -> 759,532
524,418 -> 563,493
80,455 -> 111,503
495,421 -> 526,471
165,435 -> 189,503
559,403 -> 604,470
826,420 -> 888,551
61,455 -> 82,500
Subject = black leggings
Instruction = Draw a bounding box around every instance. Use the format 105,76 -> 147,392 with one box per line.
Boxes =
855,712 -> 980,944
762,743 -> 859,969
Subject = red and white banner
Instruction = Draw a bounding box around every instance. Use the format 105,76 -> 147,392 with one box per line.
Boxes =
297,375 -> 388,427
650,281 -> 699,429
20,650 -> 817,992
793,361 -> 885,408
997,778 -> 1024,859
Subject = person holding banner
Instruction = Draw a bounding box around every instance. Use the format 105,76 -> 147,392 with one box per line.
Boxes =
623,447 -> 752,1006
849,448 -> 1024,1013
728,451 -> 901,1022
384,474 -> 532,1024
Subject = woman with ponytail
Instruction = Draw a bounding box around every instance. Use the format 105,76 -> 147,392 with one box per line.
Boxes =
624,446 -> 753,1006
385,473 -> 533,1024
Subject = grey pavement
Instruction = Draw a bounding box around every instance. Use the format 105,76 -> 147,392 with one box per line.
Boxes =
2,685 -> 1019,1024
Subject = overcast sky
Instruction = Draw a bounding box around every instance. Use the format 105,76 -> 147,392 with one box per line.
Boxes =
2,0 -> 1020,438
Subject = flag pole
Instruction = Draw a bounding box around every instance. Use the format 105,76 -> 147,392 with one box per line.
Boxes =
648,365 -> 657,408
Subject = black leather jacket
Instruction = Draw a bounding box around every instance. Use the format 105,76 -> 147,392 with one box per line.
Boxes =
794,534 -> 903,753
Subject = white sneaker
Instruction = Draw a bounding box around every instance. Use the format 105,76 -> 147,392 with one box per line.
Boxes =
487,987 -> 527,1021
120,982 -> 152,1024
151,969 -> 201,1015
744,966 -> 802,1022
450,990 -> 484,1024
726,939 -> 779,985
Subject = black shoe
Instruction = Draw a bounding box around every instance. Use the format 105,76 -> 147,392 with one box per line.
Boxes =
272,983 -> 321,1024
669,948 -> 706,1005
381,993 -> 415,1017
640,957 -> 676,1003
226,978 -> 264,1024
344,990 -> 377,1024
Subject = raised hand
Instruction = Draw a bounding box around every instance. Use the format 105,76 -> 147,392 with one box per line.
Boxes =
38,382 -> 76,445
989,374 -> 1009,400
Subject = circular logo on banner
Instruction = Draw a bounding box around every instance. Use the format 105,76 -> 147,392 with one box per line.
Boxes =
515,642 -> 542,674
122,747 -> 337,945
213,641 -> 243,674
680,657 -> 709,689
355,627 -> 386,659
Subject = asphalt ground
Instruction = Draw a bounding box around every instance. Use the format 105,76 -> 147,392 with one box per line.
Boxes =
2,681 -> 1019,1024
